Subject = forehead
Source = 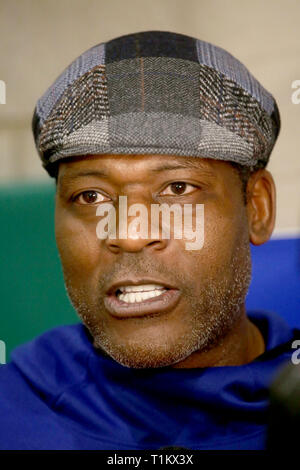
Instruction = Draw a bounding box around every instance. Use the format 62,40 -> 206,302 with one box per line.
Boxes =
57,154 -> 233,181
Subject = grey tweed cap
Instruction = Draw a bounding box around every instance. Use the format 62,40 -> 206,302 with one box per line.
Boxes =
32,31 -> 280,176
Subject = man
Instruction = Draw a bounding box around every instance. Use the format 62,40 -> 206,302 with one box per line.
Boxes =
0,31 -> 298,450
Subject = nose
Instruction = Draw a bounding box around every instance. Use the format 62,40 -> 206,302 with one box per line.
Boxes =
104,197 -> 169,254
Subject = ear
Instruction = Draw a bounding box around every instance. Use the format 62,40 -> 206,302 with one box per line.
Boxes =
246,169 -> 276,245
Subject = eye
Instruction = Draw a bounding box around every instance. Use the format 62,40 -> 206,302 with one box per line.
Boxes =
160,182 -> 197,196
73,190 -> 108,205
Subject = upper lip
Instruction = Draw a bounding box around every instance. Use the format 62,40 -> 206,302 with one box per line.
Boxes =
105,278 -> 177,295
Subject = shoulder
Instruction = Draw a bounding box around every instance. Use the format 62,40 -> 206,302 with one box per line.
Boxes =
246,311 -> 300,389
0,323 -> 98,449
247,310 -> 300,353
0,323 -> 93,401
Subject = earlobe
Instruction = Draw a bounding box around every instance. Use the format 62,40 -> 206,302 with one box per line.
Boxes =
246,169 -> 276,246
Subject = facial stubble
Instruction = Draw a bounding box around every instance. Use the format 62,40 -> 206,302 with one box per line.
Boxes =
62,231 -> 252,369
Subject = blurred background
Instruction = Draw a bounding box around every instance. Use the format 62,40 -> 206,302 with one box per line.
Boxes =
0,0 -> 299,360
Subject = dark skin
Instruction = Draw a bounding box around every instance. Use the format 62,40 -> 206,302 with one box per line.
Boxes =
55,154 -> 275,369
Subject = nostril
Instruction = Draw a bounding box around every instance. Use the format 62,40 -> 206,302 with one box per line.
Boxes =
106,243 -> 121,254
149,239 -> 168,250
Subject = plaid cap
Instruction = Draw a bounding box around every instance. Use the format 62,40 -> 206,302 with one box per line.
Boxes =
32,31 -> 280,176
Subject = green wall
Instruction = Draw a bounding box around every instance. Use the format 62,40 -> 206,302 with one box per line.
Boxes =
0,183 -> 77,362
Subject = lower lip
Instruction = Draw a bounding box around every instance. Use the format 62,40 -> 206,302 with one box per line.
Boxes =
104,289 -> 181,318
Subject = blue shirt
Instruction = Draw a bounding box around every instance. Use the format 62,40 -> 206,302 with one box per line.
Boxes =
0,311 -> 298,450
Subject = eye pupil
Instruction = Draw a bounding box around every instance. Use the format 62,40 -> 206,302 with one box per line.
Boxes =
170,182 -> 186,195
83,191 -> 98,203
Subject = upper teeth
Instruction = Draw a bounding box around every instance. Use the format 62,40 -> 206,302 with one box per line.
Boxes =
119,284 -> 165,293
117,284 -> 167,303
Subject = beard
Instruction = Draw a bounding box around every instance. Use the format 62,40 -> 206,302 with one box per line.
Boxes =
62,234 -> 252,369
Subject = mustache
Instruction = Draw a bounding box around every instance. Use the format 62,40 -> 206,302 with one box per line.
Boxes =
97,254 -> 182,292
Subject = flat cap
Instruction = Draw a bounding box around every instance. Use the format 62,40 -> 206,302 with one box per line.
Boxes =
32,31 -> 280,176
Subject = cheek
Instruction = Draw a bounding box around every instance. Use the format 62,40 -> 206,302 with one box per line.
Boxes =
55,208 -> 101,282
186,203 -> 248,277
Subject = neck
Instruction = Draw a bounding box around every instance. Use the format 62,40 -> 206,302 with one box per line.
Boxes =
171,309 -> 265,369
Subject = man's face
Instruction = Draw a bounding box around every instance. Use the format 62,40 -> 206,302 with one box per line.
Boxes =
55,154 -> 252,368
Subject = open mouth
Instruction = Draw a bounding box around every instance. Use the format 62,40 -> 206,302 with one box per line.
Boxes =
104,282 -> 181,318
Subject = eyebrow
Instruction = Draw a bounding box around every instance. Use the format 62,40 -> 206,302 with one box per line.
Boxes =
59,170 -> 110,182
148,161 -> 214,173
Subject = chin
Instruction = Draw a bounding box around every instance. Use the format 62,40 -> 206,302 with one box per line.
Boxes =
93,334 -> 191,369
